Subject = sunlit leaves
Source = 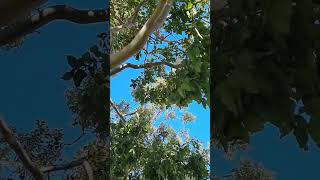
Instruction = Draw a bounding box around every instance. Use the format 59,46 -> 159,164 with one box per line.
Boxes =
109,103 -> 209,179
112,0 -> 209,109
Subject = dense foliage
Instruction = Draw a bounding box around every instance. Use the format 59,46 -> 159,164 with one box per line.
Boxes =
0,107 -> 209,179
109,0 -> 210,179
0,121 -> 64,179
63,32 -> 109,139
232,159 -> 273,180
111,0 -> 210,108
109,104 -> 209,179
211,0 -> 320,151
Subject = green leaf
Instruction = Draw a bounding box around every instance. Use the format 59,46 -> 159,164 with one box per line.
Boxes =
61,71 -> 74,81
214,82 -> 241,116
180,81 -> 194,91
73,69 -> 87,87
66,55 -> 78,68
81,52 -> 91,60
186,2 -> 193,10
177,88 -> 185,98
267,0 -> 292,35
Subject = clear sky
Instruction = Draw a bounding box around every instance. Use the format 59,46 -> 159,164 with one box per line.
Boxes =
213,124 -> 320,179
0,0 -> 105,158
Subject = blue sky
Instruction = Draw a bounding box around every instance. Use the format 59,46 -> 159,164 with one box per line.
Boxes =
110,58 -> 210,146
0,0 -> 105,158
213,123 -> 320,179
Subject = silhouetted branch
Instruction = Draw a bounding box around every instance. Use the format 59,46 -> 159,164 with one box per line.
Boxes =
41,158 -> 94,179
83,160 -> 94,180
0,5 -> 109,46
41,159 -> 84,173
63,130 -> 85,147
214,174 -> 233,179
0,119 -> 44,180
0,160 -> 21,167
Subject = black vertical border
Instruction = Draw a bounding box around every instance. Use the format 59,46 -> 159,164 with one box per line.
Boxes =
106,0 -> 111,179
209,0 -> 213,179
209,0 -> 214,179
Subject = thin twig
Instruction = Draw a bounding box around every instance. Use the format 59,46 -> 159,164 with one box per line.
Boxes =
123,110 -> 138,117
111,61 -> 178,75
110,100 -> 127,122
214,173 -> 233,179
63,130 -> 85,147
111,0 -> 148,34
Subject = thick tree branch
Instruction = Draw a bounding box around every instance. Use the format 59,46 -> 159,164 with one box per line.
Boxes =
110,0 -> 174,69
0,119 -> 44,180
0,5 -> 109,46
0,0 -> 48,28
1,157 -> 94,179
40,158 -> 84,173
111,61 -> 178,75
83,160 -> 94,180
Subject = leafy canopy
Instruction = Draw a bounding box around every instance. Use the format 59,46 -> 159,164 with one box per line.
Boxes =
111,0 -> 210,108
211,0 -> 320,151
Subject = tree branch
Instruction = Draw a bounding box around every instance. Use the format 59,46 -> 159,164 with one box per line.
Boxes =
111,0 -> 148,34
111,61 -> 178,75
0,160 -> 21,167
1,157 -> 94,179
0,5 -> 109,46
83,160 -> 94,180
0,119 -> 44,180
63,130 -> 85,147
41,158 -> 84,173
110,0 -> 174,69
124,110 -> 139,117
214,174 -> 233,179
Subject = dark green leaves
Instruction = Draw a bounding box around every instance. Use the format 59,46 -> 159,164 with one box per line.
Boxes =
267,0 -> 292,35
61,71 -> 74,81
67,55 -> 79,68
211,0 -> 320,151
62,43 -> 108,87
73,69 -> 87,87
